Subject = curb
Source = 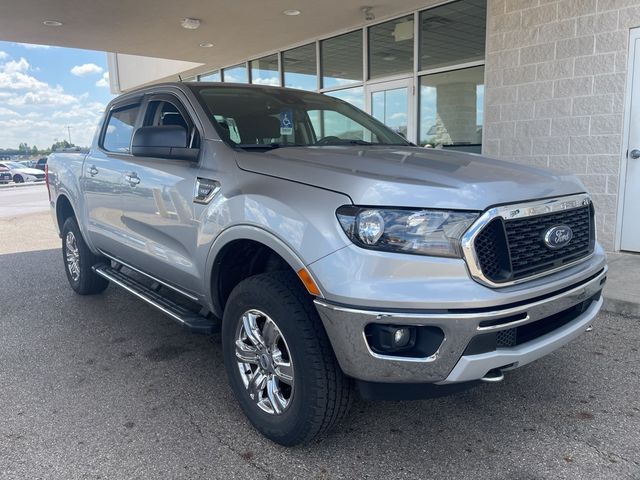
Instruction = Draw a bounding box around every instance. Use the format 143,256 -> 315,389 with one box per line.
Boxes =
602,297 -> 640,317
0,182 -> 46,189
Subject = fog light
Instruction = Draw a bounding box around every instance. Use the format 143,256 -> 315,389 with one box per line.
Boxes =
366,324 -> 416,354
393,327 -> 411,347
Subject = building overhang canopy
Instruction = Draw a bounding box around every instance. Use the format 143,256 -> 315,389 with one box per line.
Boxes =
0,0 -> 433,90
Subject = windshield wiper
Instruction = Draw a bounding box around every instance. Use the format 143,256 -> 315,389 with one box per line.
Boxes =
236,143 -> 305,150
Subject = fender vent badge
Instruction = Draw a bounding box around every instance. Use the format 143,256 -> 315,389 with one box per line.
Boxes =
194,178 -> 221,204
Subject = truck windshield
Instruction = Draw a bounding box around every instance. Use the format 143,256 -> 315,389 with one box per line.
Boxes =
190,85 -> 411,149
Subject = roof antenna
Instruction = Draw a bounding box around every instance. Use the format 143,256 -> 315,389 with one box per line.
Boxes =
178,74 -> 183,82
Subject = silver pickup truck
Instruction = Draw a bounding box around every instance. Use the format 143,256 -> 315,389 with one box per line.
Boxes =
47,82 -> 607,446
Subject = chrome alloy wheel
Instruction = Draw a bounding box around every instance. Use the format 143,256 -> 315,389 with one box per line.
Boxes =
235,309 -> 294,415
65,231 -> 81,282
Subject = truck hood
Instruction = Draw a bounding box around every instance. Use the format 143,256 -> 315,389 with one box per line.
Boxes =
235,146 -> 585,210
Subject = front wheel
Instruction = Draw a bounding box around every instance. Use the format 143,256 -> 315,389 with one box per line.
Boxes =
61,217 -> 109,295
222,271 -> 352,446
13,174 -> 23,183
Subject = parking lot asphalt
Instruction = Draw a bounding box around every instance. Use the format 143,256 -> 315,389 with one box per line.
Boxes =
0,212 -> 639,480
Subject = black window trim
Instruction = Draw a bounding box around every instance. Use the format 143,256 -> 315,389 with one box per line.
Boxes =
98,99 -> 143,155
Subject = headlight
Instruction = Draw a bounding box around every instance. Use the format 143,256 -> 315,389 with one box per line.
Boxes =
336,206 -> 479,258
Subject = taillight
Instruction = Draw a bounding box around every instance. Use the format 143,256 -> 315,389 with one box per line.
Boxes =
45,164 -> 51,201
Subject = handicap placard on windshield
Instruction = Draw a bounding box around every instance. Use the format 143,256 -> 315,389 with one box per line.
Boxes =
279,110 -> 293,136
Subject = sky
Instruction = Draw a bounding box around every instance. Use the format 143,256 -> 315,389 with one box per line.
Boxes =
0,41 -> 113,150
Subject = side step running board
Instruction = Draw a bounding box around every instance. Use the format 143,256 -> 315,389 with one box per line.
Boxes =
93,264 -> 219,334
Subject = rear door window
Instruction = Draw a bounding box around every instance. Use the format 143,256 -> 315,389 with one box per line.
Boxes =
102,104 -> 141,153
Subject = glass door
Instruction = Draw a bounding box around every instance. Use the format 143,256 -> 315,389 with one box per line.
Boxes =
366,78 -> 415,143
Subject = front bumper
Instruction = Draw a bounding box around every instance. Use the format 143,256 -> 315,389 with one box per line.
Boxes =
315,265 -> 606,384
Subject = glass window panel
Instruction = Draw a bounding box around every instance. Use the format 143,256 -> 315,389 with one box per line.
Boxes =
308,109 -> 379,143
368,15 -> 414,80
371,87 -> 409,138
193,86 -> 408,146
419,0 -> 486,70
325,86 -> 364,110
102,104 -> 140,153
199,71 -> 220,82
250,54 -> 280,86
321,31 -> 363,88
283,43 -> 317,91
223,64 -> 248,83
419,66 -> 484,151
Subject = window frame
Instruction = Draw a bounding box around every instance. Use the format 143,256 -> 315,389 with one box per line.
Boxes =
417,64 -> 485,151
99,99 -> 143,155
187,0 -> 486,146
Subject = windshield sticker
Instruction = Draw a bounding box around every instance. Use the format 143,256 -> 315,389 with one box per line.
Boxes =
279,110 -> 293,136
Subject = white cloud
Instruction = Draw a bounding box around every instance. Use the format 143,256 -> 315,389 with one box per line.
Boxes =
96,72 -> 109,88
0,54 -> 111,148
70,63 -> 103,76
0,106 -> 19,116
0,51 -> 8,60
3,58 -> 29,74
252,76 -> 280,86
7,88 -> 78,107
52,101 -> 105,120
17,43 -> 52,49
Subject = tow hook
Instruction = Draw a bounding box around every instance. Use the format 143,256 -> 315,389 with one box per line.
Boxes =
480,368 -> 505,383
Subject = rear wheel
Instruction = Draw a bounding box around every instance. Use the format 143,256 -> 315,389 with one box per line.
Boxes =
13,174 -> 23,183
222,271 -> 352,446
61,217 -> 109,295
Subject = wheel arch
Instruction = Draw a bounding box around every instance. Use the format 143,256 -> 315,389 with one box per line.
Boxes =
205,225 -> 324,317
53,191 -> 96,252
55,193 -> 76,233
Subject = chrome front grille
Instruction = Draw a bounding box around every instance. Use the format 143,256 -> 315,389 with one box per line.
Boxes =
462,194 -> 595,287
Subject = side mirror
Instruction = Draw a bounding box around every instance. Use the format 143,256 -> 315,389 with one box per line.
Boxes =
131,126 -> 199,161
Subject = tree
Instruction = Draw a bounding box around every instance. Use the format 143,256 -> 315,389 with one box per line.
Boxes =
51,140 -> 75,151
31,145 -> 38,155
18,142 -> 30,155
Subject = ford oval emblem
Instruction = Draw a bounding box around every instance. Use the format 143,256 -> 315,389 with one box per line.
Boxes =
544,225 -> 573,249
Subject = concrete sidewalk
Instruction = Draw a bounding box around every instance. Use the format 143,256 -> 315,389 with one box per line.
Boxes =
603,252 -> 640,317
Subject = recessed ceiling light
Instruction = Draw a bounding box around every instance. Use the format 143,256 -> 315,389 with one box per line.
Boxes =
43,20 -> 63,26
199,42 -> 214,48
283,9 -> 301,16
181,18 -> 201,30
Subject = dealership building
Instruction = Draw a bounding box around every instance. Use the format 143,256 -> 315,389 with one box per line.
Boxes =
1,0 -> 639,256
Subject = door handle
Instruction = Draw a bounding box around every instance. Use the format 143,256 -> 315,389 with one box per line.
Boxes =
124,173 -> 140,186
630,149 -> 640,159
88,165 -> 98,177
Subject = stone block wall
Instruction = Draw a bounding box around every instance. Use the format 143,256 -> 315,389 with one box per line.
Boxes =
483,0 -> 639,250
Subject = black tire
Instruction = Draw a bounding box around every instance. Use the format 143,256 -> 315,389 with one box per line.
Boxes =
61,217 -> 109,295
222,271 -> 352,446
13,174 -> 23,183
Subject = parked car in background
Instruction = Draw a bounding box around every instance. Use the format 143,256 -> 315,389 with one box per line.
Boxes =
19,160 -> 35,168
34,157 -> 48,171
0,161 -> 46,183
0,164 -> 11,184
